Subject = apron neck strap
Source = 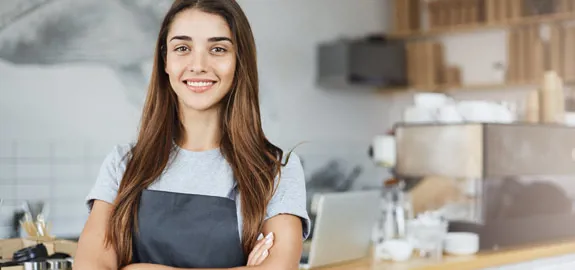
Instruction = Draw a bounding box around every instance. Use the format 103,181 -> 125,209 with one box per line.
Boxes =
227,182 -> 239,200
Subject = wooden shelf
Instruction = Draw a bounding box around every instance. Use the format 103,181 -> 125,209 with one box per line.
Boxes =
390,12 -> 575,39
379,81 -> 569,94
438,82 -> 541,91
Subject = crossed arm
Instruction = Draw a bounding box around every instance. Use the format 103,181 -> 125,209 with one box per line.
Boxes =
73,200 -> 303,270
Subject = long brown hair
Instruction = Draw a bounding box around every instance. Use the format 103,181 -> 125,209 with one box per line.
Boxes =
105,0 -> 288,267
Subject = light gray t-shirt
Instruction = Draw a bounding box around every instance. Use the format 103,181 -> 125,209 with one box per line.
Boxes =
85,143 -> 311,240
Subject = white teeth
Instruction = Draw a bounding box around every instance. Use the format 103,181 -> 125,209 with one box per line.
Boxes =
187,81 -> 214,87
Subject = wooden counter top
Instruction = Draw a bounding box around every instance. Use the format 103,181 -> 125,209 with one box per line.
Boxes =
310,239 -> 575,270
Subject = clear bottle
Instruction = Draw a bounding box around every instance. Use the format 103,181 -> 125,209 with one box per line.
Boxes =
373,178 -> 414,260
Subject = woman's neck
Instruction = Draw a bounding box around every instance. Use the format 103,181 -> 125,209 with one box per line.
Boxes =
179,106 -> 221,152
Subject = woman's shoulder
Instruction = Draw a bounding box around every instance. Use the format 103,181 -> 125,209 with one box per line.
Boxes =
86,142 -> 135,208
99,142 -> 134,173
279,151 -> 304,180
272,151 -> 306,196
106,142 -> 133,160
267,151 -> 311,239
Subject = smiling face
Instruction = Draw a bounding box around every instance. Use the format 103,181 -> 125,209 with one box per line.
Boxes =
164,8 -> 236,113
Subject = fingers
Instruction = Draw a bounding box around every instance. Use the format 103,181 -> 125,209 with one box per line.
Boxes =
247,233 -> 265,265
247,232 -> 274,266
247,232 -> 273,266
254,244 -> 270,265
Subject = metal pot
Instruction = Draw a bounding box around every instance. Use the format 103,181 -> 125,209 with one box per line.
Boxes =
47,259 -> 72,270
23,261 -> 48,270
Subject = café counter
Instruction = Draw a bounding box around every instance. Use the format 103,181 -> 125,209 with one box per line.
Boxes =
311,239 -> 575,270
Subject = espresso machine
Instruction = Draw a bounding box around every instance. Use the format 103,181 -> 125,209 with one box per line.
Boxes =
394,122 -> 575,251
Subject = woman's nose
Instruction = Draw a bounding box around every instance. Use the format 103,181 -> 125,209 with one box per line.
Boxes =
187,51 -> 207,73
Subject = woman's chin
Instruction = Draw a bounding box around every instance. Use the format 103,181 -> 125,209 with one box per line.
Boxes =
180,99 -> 221,113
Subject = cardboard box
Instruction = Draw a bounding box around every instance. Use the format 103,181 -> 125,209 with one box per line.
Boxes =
0,237 -> 77,269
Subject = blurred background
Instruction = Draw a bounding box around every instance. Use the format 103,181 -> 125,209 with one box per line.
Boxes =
1,0 -> 575,259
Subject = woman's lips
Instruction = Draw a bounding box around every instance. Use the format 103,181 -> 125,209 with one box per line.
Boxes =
184,80 -> 216,93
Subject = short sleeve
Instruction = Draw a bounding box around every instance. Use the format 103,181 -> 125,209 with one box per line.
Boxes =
85,144 -> 131,211
265,152 -> 311,240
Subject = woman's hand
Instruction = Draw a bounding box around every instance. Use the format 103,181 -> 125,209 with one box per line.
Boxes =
246,232 -> 274,266
120,264 -> 161,270
121,263 -> 173,270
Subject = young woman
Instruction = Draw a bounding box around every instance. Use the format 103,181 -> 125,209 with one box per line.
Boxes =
73,0 -> 310,269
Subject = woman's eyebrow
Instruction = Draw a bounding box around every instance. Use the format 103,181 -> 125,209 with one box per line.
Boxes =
208,37 -> 233,44
169,35 -> 192,42
169,35 -> 233,44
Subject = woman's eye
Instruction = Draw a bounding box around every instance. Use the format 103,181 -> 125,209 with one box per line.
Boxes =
174,46 -> 189,52
211,47 -> 227,54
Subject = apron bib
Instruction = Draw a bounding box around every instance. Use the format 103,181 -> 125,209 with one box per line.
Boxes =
132,188 -> 246,268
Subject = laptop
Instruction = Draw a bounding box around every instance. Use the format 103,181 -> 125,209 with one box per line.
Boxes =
299,190 -> 381,269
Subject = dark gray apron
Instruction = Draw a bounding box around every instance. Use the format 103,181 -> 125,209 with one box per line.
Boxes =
131,188 -> 247,268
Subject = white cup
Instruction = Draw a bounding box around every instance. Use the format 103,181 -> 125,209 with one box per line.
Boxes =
443,232 -> 479,256
383,239 -> 414,262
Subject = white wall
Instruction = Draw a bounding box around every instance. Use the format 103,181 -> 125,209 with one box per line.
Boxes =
0,63 -> 143,237
238,0 -> 395,143
441,30 -> 508,84
0,0 -> 394,238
